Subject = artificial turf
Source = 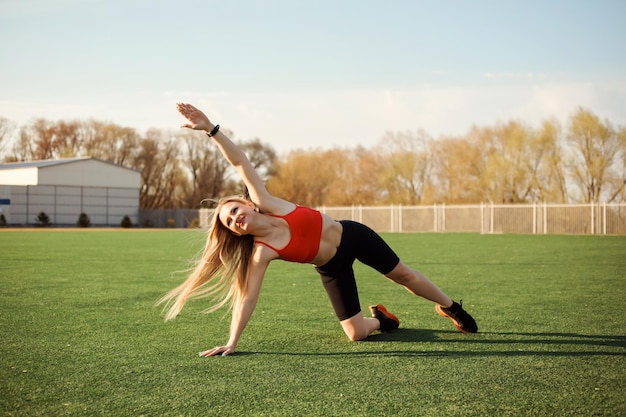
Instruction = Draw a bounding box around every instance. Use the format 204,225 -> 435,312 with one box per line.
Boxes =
1,230 -> 624,416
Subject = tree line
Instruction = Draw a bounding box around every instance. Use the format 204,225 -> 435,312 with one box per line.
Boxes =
0,107 -> 624,208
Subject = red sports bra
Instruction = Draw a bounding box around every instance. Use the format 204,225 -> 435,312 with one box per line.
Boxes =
255,205 -> 323,263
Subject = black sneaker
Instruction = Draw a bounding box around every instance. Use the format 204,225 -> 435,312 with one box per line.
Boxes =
369,304 -> 400,332
435,300 -> 478,333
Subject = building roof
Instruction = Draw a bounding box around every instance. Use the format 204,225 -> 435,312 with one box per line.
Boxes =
0,157 -> 140,173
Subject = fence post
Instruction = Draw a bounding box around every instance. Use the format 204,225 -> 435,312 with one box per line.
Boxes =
602,202 -> 606,235
480,202 -> 484,234
543,202 -> 547,234
490,202 -> 494,234
591,203 -> 595,235
105,187 -> 109,225
441,203 -> 446,233
26,185 -> 30,225
54,185 -> 58,225
532,201 -> 536,234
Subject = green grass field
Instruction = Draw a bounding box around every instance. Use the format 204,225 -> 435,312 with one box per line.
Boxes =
1,230 -> 625,416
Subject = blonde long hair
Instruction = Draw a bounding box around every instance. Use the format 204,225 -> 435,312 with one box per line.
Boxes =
158,195 -> 255,321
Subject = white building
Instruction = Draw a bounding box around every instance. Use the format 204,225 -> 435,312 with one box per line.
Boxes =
0,157 -> 141,226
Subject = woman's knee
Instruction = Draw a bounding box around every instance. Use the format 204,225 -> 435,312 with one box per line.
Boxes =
340,314 -> 372,341
344,328 -> 368,342
385,262 -> 417,285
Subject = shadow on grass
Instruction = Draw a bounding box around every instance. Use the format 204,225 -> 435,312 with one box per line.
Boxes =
374,328 -> 626,347
230,328 -> 626,358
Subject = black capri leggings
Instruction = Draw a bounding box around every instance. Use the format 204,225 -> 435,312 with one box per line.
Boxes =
314,220 -> 400,321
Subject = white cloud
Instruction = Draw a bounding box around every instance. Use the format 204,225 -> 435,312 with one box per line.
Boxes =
483,72 -> 547,81
1,77 -> 624,153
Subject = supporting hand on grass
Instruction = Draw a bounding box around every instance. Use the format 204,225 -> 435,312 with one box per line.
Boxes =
199,345 -> 235,357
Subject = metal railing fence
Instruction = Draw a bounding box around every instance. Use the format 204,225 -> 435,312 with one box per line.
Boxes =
2,184 -> 138,227
141,203 -> 626,234
317,202 -> 626,235
138,208 -> 200,228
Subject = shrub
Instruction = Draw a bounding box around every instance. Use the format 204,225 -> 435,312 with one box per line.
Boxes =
77,213 -> 91,228
166,218 -> 176,228
142,219 -> 154,228
188,218 -> 200,229
0,213 -> 6,227
120,215 -> 133,228
35,211 -> 52,227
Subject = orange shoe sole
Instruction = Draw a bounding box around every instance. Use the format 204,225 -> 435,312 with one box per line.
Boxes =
435,304 -> 469,334
375,304 -> 399,323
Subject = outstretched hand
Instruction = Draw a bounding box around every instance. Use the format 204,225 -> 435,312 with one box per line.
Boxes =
199,345 -> 235,357
177,103 -> 212,131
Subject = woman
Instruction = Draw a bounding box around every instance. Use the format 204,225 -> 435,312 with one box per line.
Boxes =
160,103 -> 477,357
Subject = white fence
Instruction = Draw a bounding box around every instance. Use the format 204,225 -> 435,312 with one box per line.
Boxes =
13,202 -> 617,234
196,203 -> 626,235
317,203 -> 626,235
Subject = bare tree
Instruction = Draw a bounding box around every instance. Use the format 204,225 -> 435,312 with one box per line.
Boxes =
428,134 -> 484,204
378,130 -> 431,204
178,129 -> 230,207
566,108 -> 622,203
81,120 -> 140,167
227,138 -> 277,197
28,119 -> 56,160
473,121 -> 556,203
534,119 -> 568,202
50,120 -> 82,158
0,117 -> 16,160
323,146 -> 385,206
10,119 -> 82,160
604,125 -> 626,203
267,149 -> 335,206
135,129 -> 183,209
267,146 -> 387,206
240,138 -> 277,180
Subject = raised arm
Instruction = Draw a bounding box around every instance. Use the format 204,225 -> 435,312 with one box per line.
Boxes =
177,103 -> 291,213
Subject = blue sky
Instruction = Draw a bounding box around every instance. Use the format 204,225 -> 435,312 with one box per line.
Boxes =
1,0 -> 625,152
